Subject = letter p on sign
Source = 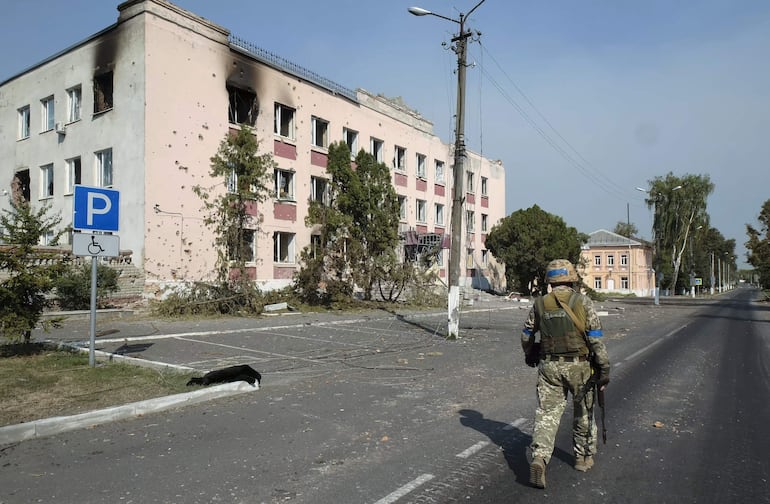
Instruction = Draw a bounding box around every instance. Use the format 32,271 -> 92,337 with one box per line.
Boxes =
87,192 -> 111,225
73,185 -> 120,232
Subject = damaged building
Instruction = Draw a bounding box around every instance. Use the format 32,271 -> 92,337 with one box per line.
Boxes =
0,0 -> 507,297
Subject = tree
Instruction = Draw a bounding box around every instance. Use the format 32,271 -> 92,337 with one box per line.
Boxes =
613,221 -> 638,238
0,200 -> 67,343
685,226 -> 734,293
484,205 -> 587,293
642,172 -> 714,294
746,199 -> 770,287
295,142 -> 402,302
193,126 -> 274,289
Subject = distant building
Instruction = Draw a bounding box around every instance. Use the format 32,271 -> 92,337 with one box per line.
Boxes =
579,229 -> 655,297
0,0 -> 507,296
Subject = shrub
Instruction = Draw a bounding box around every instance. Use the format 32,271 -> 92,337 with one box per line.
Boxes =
54,263 -> 120,310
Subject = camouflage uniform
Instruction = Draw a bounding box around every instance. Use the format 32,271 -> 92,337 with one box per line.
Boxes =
522,285 -> 610,464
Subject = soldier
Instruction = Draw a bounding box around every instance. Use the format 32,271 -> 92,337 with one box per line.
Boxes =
521,259 -> 610,489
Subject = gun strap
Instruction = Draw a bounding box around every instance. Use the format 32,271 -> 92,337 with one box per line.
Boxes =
553,292 -> 586,334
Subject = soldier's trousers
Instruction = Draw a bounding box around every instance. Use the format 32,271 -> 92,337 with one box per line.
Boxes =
530,359 -> 597,463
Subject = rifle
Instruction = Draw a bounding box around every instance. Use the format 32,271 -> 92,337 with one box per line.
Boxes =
597,385 -> 607,444
575,364 -> 607,444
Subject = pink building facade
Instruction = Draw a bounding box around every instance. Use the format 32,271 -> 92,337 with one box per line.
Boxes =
579,229 -> 655,297
0,0 -> 507,296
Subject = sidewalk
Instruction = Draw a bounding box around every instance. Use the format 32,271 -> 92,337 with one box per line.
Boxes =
0,381 -> 258,445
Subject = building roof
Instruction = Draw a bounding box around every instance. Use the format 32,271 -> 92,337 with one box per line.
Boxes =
585,229 -> 644,247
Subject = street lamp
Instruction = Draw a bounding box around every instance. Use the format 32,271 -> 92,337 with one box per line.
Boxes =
636,185 -> 682,305
410,1 -> 485,339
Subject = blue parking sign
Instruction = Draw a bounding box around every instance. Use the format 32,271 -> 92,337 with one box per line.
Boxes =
73,185 -> 120,232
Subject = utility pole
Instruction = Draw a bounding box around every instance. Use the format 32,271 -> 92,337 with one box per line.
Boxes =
409,1 -> 485,339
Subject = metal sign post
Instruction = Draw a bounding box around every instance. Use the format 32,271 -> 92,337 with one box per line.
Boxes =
72,186 -> 120,367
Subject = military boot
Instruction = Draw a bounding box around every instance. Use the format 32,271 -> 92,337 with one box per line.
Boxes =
574,455 -> 594,472
530,456 -> 546,488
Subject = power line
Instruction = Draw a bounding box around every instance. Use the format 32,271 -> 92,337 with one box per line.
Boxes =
472,41 -> 637,202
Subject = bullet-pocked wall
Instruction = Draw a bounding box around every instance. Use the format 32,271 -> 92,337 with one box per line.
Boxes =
0,0 -> 507,296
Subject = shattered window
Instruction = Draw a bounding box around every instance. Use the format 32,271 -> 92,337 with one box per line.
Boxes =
93,72 -> 113,113
228,85 -> 258,126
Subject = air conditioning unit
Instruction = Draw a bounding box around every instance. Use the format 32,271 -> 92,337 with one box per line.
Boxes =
55,122 -> 67,135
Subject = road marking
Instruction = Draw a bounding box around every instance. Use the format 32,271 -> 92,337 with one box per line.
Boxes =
620,324 -> 688,365
173,336 -> 327,364
92,307 -> 518,345
502,417 -> 528,430
372,473 -> 435,504
456,440 -> 490,459
93,318 -> 384,344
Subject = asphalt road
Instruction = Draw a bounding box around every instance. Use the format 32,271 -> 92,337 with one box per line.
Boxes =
1,288 -> 767,503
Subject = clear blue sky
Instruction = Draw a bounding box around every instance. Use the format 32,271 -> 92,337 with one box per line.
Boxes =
3,0 -> 769,269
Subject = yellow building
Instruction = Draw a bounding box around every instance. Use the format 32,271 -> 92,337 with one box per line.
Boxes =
579,229 -> 655,297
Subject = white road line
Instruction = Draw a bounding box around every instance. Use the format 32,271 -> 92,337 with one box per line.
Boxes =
92,307 -> 517,345
372,473 -> 435,504
173,336 -> 326,364
456,440 -> 490,459
502,417 -> 528,430
620,324 -> 688,365
93,318 -> 381,344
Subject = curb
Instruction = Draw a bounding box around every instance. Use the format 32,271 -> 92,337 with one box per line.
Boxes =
0,381 -> 258,446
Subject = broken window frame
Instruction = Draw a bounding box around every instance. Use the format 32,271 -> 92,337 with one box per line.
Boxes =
67,85 -> 82,123
65,157 -> 81,195
93,72 -> 113,114
39,163 -> 54,199
227,85 -> 258,126
416,199 -> 427,223
394,146 -> 406,172
274,168 -> 294,201
227,228 -> 256,263
416,153 -> 427,178
95,148 -> 113,187
18,106 -> 30,140
41,96 -> 54,132
370,137 -> 384,163
273,231 -> 295,263
311,116 -> 329,148
343,127 -> 358,155
310,176 -> 329,205
274,103 -> 295,140
435,203 -> 444,226
435,160 -> 445,184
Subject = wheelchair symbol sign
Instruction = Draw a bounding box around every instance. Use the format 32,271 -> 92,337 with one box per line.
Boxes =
72,233 -> 120,258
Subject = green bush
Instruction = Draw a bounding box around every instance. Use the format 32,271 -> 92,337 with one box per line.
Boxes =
54,263 -> 120,310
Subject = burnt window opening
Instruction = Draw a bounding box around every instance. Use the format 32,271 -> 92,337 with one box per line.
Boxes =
93,71 -> 114,113
228,85 -> 258,126
12,169 -> 31,203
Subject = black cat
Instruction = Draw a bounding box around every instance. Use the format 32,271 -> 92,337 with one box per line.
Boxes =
186,365 -> 262,387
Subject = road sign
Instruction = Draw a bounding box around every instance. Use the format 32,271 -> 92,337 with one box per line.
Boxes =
72,233 -> 120,257
694,277 -> 703,286
73,185 -> 120,232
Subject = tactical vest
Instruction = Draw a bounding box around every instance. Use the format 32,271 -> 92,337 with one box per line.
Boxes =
534,290 -> 589,356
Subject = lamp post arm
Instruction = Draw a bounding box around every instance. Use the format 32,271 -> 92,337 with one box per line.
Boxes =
466,0 -> 487,20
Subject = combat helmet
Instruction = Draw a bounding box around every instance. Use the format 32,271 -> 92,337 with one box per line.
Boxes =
545,259 -> 578,284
